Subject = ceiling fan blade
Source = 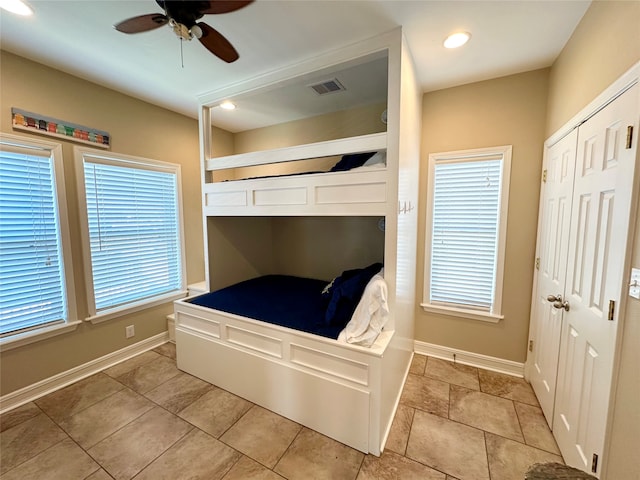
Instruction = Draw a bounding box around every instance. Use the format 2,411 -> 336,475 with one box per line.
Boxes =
197,22 -> 239,63
201,1 -> 254,15
114,13 -> 168,34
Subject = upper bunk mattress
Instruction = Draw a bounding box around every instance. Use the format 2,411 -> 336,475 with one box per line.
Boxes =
188,275 -> 344,339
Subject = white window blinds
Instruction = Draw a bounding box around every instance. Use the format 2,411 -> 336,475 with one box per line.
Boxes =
423,146 -> 511,320
430,159 -> 502,310
82,156 -> 183,313
0,147 -> 67,335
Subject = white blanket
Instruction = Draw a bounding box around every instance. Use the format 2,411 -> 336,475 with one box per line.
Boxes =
338,273 -> 389,347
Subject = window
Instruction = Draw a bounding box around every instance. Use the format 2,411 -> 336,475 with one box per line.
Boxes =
76,148 -> 186,322
0,134 -> 77,344
422,146 -> 511,322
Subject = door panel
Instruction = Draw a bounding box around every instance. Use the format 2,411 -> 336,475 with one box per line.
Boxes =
553,84 -> 638,476
529,129 -> 578,424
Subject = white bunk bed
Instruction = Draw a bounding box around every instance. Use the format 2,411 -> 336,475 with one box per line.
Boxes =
174,28 -> 421,455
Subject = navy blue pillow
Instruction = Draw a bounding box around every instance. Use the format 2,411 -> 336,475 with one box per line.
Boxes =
323,263 -> 383,327
329,152 -> 377,172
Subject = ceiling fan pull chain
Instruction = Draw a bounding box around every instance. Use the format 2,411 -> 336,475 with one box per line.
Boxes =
180,37 -> 184,68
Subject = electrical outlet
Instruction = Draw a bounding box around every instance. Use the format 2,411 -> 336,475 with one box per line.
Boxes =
125,325 -> 135,338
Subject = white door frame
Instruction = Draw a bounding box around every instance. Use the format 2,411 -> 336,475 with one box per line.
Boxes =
526,60 -> 640,477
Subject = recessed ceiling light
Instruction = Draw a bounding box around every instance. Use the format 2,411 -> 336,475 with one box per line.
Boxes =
0,0 -> 33,16
220,101 -> 236,111
444,32 -> 471,49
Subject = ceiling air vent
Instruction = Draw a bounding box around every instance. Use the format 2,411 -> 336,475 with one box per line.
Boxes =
308,78 -> 346,95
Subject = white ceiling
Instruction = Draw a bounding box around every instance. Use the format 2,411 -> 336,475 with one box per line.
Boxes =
0,0 -> 590,129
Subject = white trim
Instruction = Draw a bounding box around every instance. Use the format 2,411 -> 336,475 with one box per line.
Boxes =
422,145 -> 512,319
73,146 -> 187,318
380,350 -> 413,453
0,321 -> 82,352
0,132 -> 77,338
0,332 -> 169,414
85,290 -> 187,324
419,303 -> 503,323
414,340 -> 525,377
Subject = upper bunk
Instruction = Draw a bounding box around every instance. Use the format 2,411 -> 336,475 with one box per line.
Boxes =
197,30 -> 409,217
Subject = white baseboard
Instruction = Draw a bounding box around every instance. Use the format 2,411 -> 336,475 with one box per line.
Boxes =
414,340 -> 524,377
0,332 -> 169,414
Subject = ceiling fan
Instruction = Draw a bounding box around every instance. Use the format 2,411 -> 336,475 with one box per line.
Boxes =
114,1 -> 253,63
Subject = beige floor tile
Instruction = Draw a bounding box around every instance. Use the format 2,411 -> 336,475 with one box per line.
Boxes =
0,437 -> 99,480
400,374 -> 449,417
409,354 -> 427,375
35,373 -> 124,422
385,404 -> 415,455
449,385 -> 524,442
221,405 -> 301,469
223,455 -> 286,480
153,342 -> 177,360
478,370 -> 539,405
357,450 -> 445,480
179,387 -> 253,437
406,410 -> 489,480
144,372 -> 212,413
274,427 -> 363,480
485,433 -> 563,480
88,406 -> 192,480
103,351 -> 161,378
135,429 -> 240,480
514,402 -> 561,455
426,358 -> 480,390
59,388 -> 153,449
85,469 -> 114,480
0,402 -> 41,433
113,355 -> 181,394
0,413 -> 68,474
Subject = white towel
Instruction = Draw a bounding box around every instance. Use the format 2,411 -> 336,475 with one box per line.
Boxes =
338,273 -> 389,347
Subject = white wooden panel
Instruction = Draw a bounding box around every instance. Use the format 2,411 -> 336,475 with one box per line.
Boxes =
253,187 -> 307,206
175,329 -> 371,453
290,343 -> 369,386
205,133 -> 387,171
590,191 -> 614,311
205,190 -> 247,207
315,182 -> 386,204
226,324 -> 283,358
177,312 -> 220,339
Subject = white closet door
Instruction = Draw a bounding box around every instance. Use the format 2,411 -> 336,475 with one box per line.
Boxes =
553,83 -> 638,476
530,128 -> 578,426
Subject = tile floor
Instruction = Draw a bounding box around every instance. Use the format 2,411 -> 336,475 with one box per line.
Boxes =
0,344 -> 563,480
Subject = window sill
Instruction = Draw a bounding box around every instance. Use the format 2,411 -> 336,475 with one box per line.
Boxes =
0,320 -> 82,352
85,290 -> 188,324
420,303 -> 503,323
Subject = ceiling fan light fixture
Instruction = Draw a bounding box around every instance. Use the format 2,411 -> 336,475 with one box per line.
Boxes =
0,0 -> 33,16
190,25 -> 203,39
444,31 -> 471,49
220,101 -> 236,111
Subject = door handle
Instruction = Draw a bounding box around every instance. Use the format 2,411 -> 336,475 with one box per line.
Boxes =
553,300 -> 570,312
547,294 -> 562,302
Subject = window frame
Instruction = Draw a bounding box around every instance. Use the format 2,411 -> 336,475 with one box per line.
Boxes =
75,147 -> 187,324
421,145 -> 512,323
0,133 -> 79,351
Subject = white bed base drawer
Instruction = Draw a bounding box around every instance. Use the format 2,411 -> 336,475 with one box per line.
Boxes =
176,329 -> 371,453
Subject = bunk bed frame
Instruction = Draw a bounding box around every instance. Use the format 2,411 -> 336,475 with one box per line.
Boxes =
174,28 -> 421,455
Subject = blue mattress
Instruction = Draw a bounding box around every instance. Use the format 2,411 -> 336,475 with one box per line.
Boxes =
188,275 -> 345,339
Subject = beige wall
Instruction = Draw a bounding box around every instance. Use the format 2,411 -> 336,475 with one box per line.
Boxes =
232,101 -> 387,154
415,69 -> 550,363
546,0 -> 640,136
544,1 -> 640,477
0,51 -> 203,395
